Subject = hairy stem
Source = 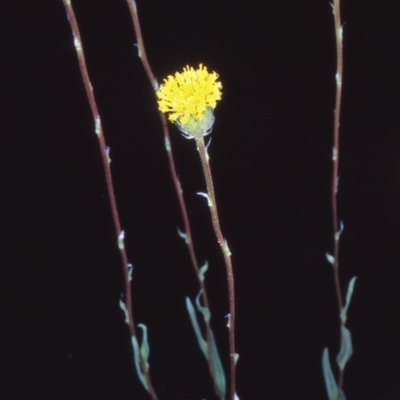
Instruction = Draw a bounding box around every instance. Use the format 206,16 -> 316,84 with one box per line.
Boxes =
196,136 -> 236,400
124,1 -> 222,398
62,1 -> 158,399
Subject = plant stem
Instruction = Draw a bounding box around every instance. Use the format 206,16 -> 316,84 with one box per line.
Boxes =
332,1 -> 344,311
125,1 -> 222,398
196,136 -> 236,400
331,1 -> 345,398
62,2 -> 158,399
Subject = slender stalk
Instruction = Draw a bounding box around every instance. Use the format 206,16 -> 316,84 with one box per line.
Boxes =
331,1 -> 345,398
196,136 -> 236,400
124,1 -> 223,398
331,0 -> 344,311
62,2 -> 159,399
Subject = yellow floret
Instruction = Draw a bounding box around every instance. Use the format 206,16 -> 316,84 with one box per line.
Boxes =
157,64 -> 222,126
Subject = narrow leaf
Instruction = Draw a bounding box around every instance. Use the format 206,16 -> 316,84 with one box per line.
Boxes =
186,296 -> 226,399
131,336 -> 149,392
186,297 -> 208,357
177,227 -> 190,244
322,348 -> 338,400
336,326 -> 353,371
138,323 -> 150,369
209,329 -> 226,399
196,290 -> 211,322
118,230 -> 125,249
199,261 -> 208,281
340,276 -> 357,323
128,263 -> 133,282
197,192 -> 212,207
325,253 -> 335,266
119,299 -> 129,324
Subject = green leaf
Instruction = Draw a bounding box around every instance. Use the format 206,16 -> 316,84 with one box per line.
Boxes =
197,192 -> 212,207
325,253 -> 335,266
177,227 -> 190,244
336,326 -> 353,371
340,276 -> 357,323
322,348 -> 347,400
196,290 -> 211,322
322,348 -> 338,400
209,329 -> 226,399
138,324 -> 150,370
131,336 -> 149,392
119,299 -> 129,324
118,230 -> 125,249
199,261 -> 209,281
128,263 -> 133,282
186,296 -> 226,399
186,297 -> 208,357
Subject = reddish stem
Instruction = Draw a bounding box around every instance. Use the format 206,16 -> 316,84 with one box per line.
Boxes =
124,1 -> 223,398
196,136 -> 236,400
331,1 -> 345,398
62,1 -> 159,399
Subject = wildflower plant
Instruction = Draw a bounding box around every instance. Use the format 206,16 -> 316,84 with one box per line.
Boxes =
124,3 -> 234,398
157,64 -> 238,400
59,0 -> 362,399
64,0 -> 236,397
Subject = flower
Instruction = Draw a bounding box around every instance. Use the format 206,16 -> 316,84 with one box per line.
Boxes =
156,64 -> 222,139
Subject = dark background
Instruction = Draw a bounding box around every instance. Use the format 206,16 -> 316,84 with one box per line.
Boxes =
2,0 -> 400,399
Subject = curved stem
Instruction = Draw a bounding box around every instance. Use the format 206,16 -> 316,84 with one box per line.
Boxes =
62,2 -> 158,399
124,1 -> 222,398
196,136 -> 236,400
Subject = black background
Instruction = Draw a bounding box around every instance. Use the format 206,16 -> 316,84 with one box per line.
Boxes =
2,1 -> 400,399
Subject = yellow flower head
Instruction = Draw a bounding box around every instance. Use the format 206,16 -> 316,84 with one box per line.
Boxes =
156,64 -> 222,139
